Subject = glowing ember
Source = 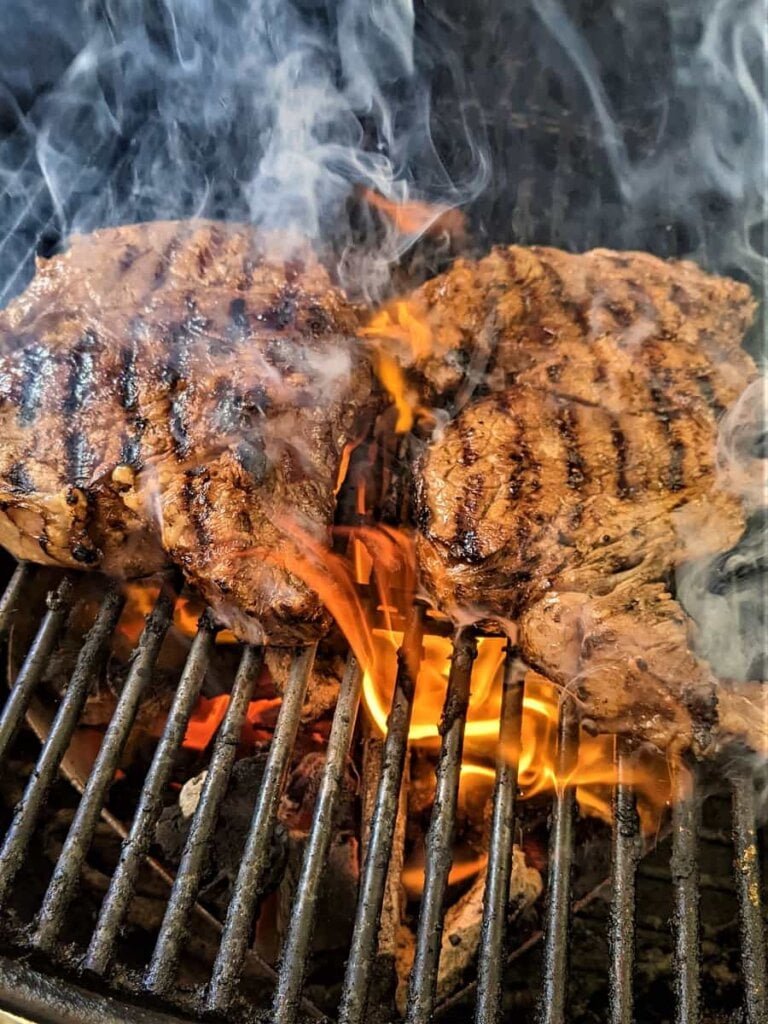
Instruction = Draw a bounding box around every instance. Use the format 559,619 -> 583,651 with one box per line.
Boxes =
183,694 -> 282,752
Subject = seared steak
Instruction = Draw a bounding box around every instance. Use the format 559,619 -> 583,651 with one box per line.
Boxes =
381,245 -> 756,411
414,246 -> 761,753
0,220 -> 377,643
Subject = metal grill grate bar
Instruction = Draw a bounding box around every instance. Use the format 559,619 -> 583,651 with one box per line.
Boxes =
537,697 -> 579,1024
144,642 -> 268,994
474,644 -> 524,1024
0,586 -> 124,907
338,605 -> 424,1024
730,769 -> 767,1024
405,630 -> 478,1024
33,585 -> 175,951
670,764 -> 701,1024
0,561 -> 33,639
84,611 -> 217,975
271,653 -> 363,1023
0,576 -> 73,766
607,743 -> 641,1024
205,642 -> 323,1012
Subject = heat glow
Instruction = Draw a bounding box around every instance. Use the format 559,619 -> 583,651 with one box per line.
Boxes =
268,519 -> 675,836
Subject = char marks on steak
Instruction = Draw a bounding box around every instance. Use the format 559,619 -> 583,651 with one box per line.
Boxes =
414,245 -> 761,753
0,220 -> 377,644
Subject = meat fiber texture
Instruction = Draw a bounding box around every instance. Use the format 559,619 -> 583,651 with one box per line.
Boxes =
0,220 -> 377,644
413,245 -> 763,755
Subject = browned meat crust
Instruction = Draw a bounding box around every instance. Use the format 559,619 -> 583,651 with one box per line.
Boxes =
0,220 -> 377,644
390,245 -> 756,411
414,245 -> 760,753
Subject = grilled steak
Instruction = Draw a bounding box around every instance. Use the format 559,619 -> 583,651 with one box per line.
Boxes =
0,220 -> 377,643
414,245 -> 761,753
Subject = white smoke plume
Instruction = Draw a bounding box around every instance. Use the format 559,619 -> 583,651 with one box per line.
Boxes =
0,0 -> 488,304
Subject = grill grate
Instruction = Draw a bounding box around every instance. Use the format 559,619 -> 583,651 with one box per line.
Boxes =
0,562 -> 765,1024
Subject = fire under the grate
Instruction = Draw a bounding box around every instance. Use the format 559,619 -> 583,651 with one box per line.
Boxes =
0,560 -> 766,1024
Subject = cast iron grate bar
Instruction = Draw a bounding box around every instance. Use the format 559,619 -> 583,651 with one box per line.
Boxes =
0,561 -> 33,639
338,604 -> 424,1024
405,629 -> 478,1024
0,575 -> 73,766
537,695 -> 579,1024
730,767 -> 767,1024
474,643 -> 525,1024
670,762 -> 701,1024
34,583 -> 175,951
0,585 -> 125,908
144,642 -> 272,994
84,610 -> 218,976
607,741 -> 641,1024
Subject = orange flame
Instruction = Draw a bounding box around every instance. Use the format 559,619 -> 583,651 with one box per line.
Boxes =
361,188 -> 465,239
359,189 -> 466,431
117,583 -> 237,644
256,521 -> 675,844
360,302 -> 435,433
402,849 -> 488,901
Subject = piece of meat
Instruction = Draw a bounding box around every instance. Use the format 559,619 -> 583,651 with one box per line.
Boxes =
0,220 -> 377,644
374,245 -> 756,413
414,245 -> 762,753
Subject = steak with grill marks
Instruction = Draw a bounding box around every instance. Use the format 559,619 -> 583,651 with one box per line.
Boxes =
0,220 -> 377,644
414,246 -> 763,753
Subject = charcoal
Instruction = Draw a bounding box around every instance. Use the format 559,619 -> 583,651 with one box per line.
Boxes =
154,754 -> 286,918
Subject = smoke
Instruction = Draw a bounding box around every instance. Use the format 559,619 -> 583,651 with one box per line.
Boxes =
0,0 -> 487,304
531,0 -> 767,288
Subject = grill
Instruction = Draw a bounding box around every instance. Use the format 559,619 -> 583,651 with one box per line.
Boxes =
0,2 -> 764,1020
0,561 -> 765,1024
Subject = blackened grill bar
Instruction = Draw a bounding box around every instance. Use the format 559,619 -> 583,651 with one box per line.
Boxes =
0,564 -> 765,1024
338,604 -> 424,1024
85,611 -> 217,976
0,575 -> 73,765
405,631 -> 477,1024
474,644 -> 524,1024
670,764 -> 702,1024
537,697 -> 579,1024
145,643 -> 269,994
731,769 -> 768,1024
607,744 -> 641,1024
